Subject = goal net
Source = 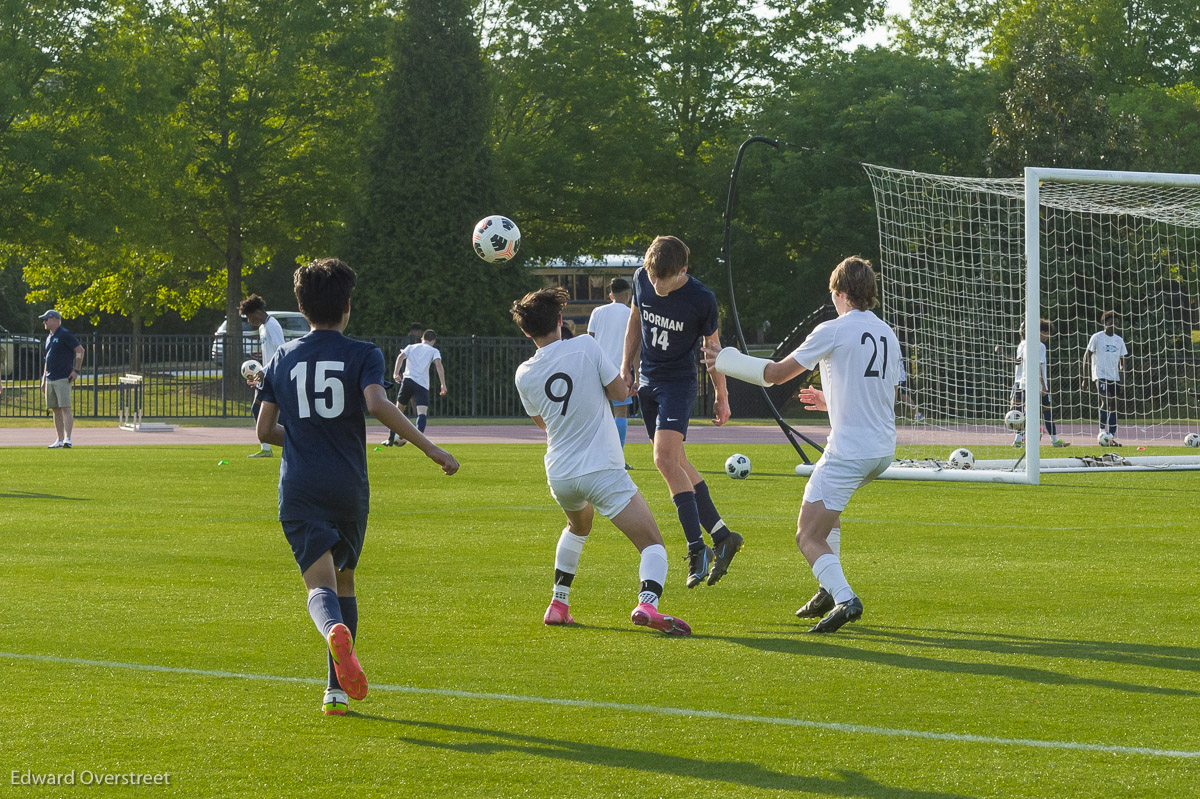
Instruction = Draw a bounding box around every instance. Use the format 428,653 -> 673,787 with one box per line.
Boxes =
855,165 -> 1200,483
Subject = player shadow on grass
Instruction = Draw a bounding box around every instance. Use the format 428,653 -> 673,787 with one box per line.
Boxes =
0,491 -> 89,501
346,715 -> 979,799
853,626 -> 1200,676
710,630 -> 1200,698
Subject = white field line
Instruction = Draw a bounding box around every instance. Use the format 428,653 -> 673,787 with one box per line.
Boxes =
4,650 -> 1197,760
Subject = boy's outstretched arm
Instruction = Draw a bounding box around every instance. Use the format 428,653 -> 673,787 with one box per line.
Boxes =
364,384 -> 459,475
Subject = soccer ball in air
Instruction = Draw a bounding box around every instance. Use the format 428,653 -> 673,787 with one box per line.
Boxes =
948,448 -> 975,470
1004,409 -> 1025,431
1184,433 -> 1200,448
472,215 -> 521,262
1098,431 -> 1115,446
240,359 -> 263,382
725,453 -> 752,479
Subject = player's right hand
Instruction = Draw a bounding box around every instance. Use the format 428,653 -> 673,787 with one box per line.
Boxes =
431,448 -> 459,476
799,386 -> 827,412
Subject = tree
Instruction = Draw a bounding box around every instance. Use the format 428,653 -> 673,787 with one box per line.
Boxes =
345,0 -> 531,335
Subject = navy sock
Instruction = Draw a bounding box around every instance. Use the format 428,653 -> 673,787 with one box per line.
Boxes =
692,481 -> 729,544
306,586 -> 342,639
1099,410 -> 1107,431
1041,407 -> 1056,437
417,413 -> 427,433
328,595 -> 358,690
1109,411 -> 1118,434
672,491 -> 705,548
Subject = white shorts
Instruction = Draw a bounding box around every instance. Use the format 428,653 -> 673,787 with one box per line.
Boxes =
548,468 -> 639,520
802,453 -> 893,512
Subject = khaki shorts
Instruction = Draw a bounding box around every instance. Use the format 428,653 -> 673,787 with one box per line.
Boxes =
44,378 -> 73,409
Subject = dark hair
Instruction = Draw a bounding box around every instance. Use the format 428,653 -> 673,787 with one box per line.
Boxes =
294,258 -> 356,325
239,294 -> 266,317
1101,310 -> 1119,325
829,256 -> 879,310
422,329 -> 436,342
609,277 -> 630,294
644,236 -> 689,279
511,287 -> 569,339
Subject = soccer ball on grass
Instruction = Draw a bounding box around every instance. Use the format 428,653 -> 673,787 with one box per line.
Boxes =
1098,431 -> 1115,446
1184,432 -> 1200,448
947,448 -> 975,469
1004,409 -> 1025,431
725,453 -> 751,479
472,215 -> 521,262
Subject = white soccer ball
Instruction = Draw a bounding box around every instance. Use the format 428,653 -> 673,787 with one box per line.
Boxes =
948,448 -> 975,470
472,215 -> 521,262
1184,433 -> 1200,448
1004,409 -> 1025,431
240,359 -> 263,381
1098,431 -> 1115,446
725,453 -> 751,479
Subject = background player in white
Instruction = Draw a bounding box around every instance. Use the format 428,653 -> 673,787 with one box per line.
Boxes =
240,294 -> 286,458
587,276 -> 634,466
512,287 -> 689,636
1082,310 -> 1128,446
383,329 -> 447,447
703,256 -> 899,633
1004,319 -> 1068,448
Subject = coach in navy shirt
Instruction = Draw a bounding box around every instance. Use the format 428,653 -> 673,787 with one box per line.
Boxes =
39,309 -> 85,449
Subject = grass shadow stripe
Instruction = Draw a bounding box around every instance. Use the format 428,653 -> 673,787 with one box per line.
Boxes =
3,650 -> 1197,760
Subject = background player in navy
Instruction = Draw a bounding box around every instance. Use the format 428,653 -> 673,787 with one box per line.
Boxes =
619,235 -> 744,589
257,258 -> 459,716
39,309 -> 85,449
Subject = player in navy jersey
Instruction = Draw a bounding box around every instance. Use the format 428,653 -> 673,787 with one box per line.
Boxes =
620,235 -> 744,589
257,258 -> 459,716
704,256 -> 899,633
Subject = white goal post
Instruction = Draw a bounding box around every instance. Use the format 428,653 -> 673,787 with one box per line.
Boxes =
818,164 -> 1200,483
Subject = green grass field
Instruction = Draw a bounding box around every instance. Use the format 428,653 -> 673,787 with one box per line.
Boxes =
3,442 -> 1198,797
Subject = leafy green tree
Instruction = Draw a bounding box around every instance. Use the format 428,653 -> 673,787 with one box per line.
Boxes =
345,0 -> 531,336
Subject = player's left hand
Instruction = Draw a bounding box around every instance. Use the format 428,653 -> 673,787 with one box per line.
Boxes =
431,447 -> 459,476
439,386 -> 447,396
701,340 -> 721,369
712,395 -> 730,426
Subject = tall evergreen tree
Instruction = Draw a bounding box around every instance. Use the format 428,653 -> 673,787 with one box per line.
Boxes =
345,0 -> 529,336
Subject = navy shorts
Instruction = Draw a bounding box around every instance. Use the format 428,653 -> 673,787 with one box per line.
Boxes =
638,380 -> 696,439
1094,379 -> 1121,398
282,518 -> 366,574
397,378 -> 430,407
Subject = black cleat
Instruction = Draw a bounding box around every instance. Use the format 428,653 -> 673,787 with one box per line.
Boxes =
706,531 -> 744,585
807,596 -> 863,633
685,545 -> 714,589
795,587 -> 835,619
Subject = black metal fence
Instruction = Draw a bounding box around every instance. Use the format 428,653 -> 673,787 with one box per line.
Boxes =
1,332 -> 712,419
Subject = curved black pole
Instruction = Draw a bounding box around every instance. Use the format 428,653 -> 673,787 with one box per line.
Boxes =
721,136 -> 823,463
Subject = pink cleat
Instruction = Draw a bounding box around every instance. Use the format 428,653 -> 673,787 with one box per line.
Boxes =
327,622 -> 368,701
630,603 -> 691,636
543,600 -> 575,625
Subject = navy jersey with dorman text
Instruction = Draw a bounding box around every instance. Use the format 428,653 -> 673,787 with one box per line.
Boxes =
258,330 -> 385,522
631,266 -> 718,385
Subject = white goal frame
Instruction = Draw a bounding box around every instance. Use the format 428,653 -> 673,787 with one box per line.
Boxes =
800,165 -> 1200,484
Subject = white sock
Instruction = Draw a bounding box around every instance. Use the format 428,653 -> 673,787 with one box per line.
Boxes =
812,553 -> 855,605
553,528 -> 587,603
638,544 -> 669,607
261,443 -> 271,452
827,527 -> 841,558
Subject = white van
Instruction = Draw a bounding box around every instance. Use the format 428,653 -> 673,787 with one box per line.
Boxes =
211,311 -> 310,361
